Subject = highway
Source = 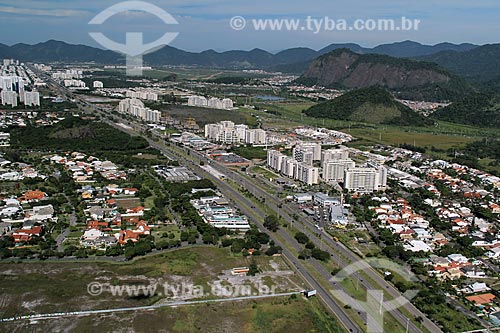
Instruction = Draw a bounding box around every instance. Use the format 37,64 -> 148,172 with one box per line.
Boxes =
199,154 -> 443,333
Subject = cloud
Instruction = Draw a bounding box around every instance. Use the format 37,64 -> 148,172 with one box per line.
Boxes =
0,6 -> 87,17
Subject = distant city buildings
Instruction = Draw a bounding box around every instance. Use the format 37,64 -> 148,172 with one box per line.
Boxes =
93,81 -> 104,89
64,79 -> 86,88
1,60 -> 44,108
52,69 -> 82,80
126,89 -> 158,101
188,95 -> 234,110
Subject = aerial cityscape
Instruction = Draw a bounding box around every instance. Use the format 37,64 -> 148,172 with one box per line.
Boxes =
0,1 -> 500,333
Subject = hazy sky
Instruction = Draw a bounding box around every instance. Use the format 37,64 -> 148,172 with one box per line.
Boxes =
1,0 -> 499,52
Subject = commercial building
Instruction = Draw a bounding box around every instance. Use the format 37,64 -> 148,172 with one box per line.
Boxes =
314,193 -> 339,207
93,81 -> 104,88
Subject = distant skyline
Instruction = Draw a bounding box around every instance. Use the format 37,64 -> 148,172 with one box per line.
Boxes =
1,0 -> 499,52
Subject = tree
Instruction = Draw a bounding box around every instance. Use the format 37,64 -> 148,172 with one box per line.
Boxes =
294,232 -> 309,244
264,215 -> 279,232
311,248 -> 330,261
298,249 -> 312,260
248,259 -> 259,276
231,238 -> 246,253
265,245 -> 282,256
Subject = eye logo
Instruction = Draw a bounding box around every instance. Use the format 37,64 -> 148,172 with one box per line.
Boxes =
89,1 -> 179,75
330,258 -> 419,333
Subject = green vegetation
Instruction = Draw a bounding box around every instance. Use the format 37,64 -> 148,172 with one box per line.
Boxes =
297,48 -> 469,101
0,297 -> 344,333
432,92 -> 500,127
413,288 -> 482,332
161,105 -> 258,127
264,215 -> 280,232
230,146 -> 267,160
10,116 -> 148,152
304,87 -> 432,126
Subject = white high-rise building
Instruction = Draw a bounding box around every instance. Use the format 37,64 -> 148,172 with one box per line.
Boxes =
1,90 -> 18,107
0,76 -> 15,91
188,95 -> 233,110
244,129 -> 266,145
322,159 -> 355,182
267,150 -> 286,173
117,98 -> 161,123
24,91 -> 40,107
296,164 -> 319,185
294,142 -> 322,161
188,95 -> 208,107
208,97 -> 223,109
321,148 -> 349,163
281,157 -> 298,178
368,162 -> 388,191
221,98 -> 234,109
344,166 -> 387,193
267,150 -> 318,185
118,98 -> 144,113
204,121 -> 255,145
93,81 -> 104,88
235,124 -> 248,140
64,79 -> 86,88
294,149 -> 314,166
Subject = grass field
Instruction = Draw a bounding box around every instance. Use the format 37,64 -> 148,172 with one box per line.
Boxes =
0,247 -> 307,319
161,105 -> 258,127
0,297 -> 345,333
253,100 -> 495,151
231,146 -> 268,160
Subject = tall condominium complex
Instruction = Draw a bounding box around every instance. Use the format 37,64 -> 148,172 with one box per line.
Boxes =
323,159 -> 356,182
118,98 -> 161,123
344,165 -> 387,193
293,142 -> 322,161
126,90 -> 158,101
1,90 -> 18,107
321,148 -> 349,163
267,150 -> 319,185
188,95 -> 234,110
24,91 -> 40,107
205,121 -> 266,145
321,147 -> 355,182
